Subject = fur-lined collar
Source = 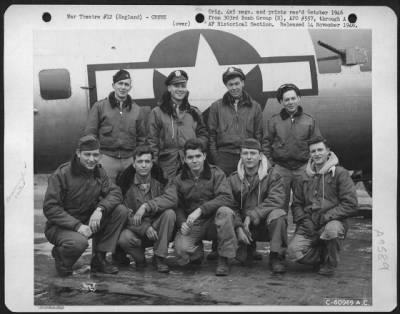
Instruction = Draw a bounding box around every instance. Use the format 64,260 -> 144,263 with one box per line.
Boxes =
306,151 -> 339,177
222,90 -> 253,107
108,91 -> 133,111
158,92 -> 201,124
70,154 -> 101,178
117,163 -> 167,196
279,106 -> 304,120
237,154 -> 270,181
180,161 -> 212,181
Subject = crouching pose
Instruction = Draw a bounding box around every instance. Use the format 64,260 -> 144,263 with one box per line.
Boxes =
229,139 -> 288,273
173,138 -> 237,276
43,135 -> 128,276
115,146 -> 177,273
287,136 -> 358,276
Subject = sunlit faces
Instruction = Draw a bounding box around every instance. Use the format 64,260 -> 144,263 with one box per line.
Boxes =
225,77 -> 244,99
133,153 -> 153,177
76,149 -> 101,170
184,149 -> 206,175
112,78 -> 132,100
168,82 -> 188,103
280,89 -> 300,114
309,142 -> 330,167
241,148 -> 262,170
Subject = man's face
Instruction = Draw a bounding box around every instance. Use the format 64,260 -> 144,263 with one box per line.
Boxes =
241,148 -> 262,171
133,153 -> 153,177
76,149 -> 101,170
281,90 -> 300,114
226,77 -> 244,99
309,142 -> 330,167
168,82 -> 188,103
184,149 -> 206,174
112,79 -> 132,100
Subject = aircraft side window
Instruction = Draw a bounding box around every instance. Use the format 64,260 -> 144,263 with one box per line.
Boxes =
39,69 -> 71,100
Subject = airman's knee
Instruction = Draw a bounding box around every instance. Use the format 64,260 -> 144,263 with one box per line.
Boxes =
161,209 -> 176,222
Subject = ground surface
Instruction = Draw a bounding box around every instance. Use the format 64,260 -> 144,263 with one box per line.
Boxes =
34,175 -> 372,306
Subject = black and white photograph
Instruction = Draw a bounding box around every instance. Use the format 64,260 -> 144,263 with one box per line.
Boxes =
4,4 -> 397,311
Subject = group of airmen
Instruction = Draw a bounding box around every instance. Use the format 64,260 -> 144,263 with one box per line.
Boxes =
43,67 -> 358,278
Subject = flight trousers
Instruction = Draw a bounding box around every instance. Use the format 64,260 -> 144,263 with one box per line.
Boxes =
45,204 -> 128,268
174,206 -> 238,265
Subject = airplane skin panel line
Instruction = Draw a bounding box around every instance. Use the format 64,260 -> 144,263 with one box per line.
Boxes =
259,55 -> 318,97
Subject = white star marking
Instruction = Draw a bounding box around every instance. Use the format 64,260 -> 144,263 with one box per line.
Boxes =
155,34 -> 257,112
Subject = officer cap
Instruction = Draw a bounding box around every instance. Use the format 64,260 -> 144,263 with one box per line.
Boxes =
240,138 -> 262,151
165,70 -> 188,85
222,67 -> 245,84
276,83 -> 301,102
78,135 -> 100,151
113,69 -> 131,83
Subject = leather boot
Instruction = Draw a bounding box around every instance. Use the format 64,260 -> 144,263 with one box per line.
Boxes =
112,245 -> 131,266
91,252 -> 119,274
152,255 -> 169,273
215,256 -> 229,276
269,252 -> 286,273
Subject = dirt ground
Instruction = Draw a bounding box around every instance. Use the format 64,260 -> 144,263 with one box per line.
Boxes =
33,175 -> 372,307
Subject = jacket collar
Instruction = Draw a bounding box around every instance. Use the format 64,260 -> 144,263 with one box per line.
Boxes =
117,163 -> 168,196
180,161 -> 212,181
306,151 -> 339,177
222,90 -> 252,107
279,106 -> 303,120
109,91 -> 133,111
70,154 -> 101,178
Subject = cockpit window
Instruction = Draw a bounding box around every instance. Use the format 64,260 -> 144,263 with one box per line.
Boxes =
39,69 -> 71,100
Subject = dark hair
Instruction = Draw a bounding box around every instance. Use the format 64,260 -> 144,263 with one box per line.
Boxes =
276,83 -> 301,102
307,136 -> 329,148
183,138 -> 206,155
134,145 -> 154,159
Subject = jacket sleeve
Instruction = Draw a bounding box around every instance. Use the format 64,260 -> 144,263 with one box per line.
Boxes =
199,168 -> 233,218
291,175 -> 310,224
148,109 -> 161,163
254,103 -> 263,145
247,171 -> 287,225
175,180 -> 187,228
97,173 -> 123,215
321,169 -> 358,223
310,118 -> 322,138
194,110 -> 209,149
83,102 -> 100,136
262,117 -> 275,165
228,176 -> 244,229
146,180 -> 178,215
43,171 -> 83,231
207,103 -> 218,163
136,108 -> 147,147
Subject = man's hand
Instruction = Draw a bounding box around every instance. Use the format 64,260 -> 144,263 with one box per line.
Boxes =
133,204 -> 147,226
77,224 -> 92,238
237,227 -> 252,245
242,216 -> 253,241
186,208 -> 202,226
146,226 -> 159,241
89,208 -> 103,233
181,222 -> 191,236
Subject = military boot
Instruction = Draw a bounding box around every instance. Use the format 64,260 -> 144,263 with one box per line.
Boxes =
91,252 -> 119,274
269,252 -> 286,273
215,256 -> 229,276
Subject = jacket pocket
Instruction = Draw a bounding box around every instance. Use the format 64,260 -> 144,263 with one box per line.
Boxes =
100,125 -> 113,135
